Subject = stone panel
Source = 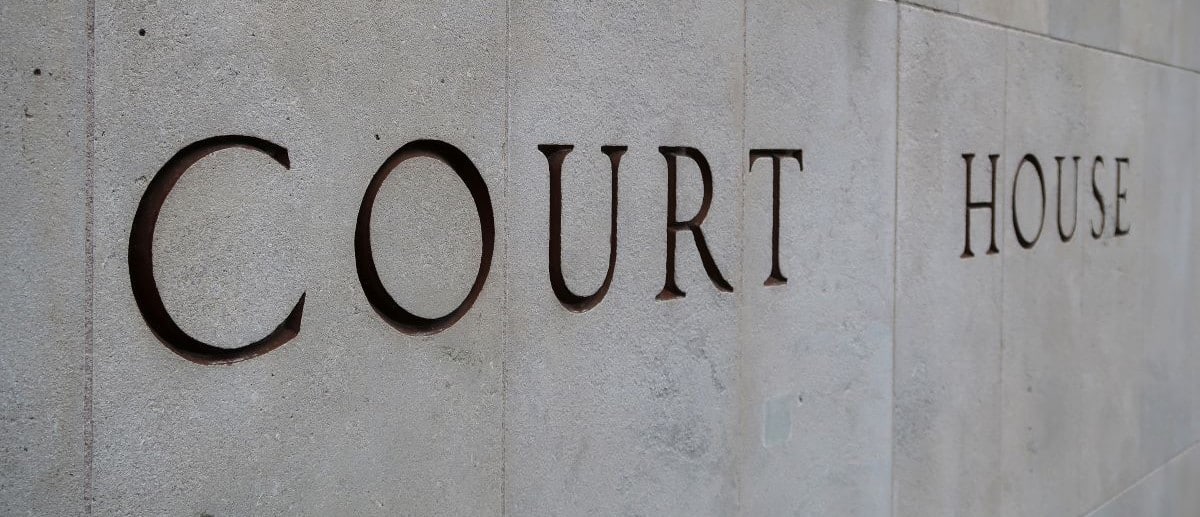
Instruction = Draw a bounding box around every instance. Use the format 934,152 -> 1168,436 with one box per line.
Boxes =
998,33 -> 1092,517
1174,1 -> 1200,73
958,0 -> 1048,34
739,1 -> 895,515
1132,57 -> 1200,481
1048,0 -> 1121,51
894,8 -> 1005,517
1118,0 -> 1175,64
91,1 -> 505,514
504,1 -> 742,514
1087,443 -> 1200,517
0,1 -> 88,515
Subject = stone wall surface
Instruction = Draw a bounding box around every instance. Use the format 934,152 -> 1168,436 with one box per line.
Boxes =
1,0 -> 1198,516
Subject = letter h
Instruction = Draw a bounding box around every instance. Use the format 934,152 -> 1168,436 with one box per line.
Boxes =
961,153 -> 999,258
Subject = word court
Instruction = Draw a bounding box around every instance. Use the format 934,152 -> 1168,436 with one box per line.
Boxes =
129,136 -> 802,364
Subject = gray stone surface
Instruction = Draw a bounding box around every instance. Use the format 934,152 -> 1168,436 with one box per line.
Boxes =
1048,0 -> 1122,51
2,1 -> 1199,516
897,5 -> 1200,517
894,8 -> 1006,516
904,0 -> 1200,73
999,33 -> 1142,517
90,1 -> 505,514
739,1 -> 895,515
1174,0 -> 1200,72
1136,52 -> 1200,490
504,1 -> 742,514
1118,0 -> 1174,63
958,0 -> 1048,34
0,1 -> 88,515
1088,442 -> 1200,517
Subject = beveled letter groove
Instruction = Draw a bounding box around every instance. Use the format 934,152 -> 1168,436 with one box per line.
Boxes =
541,144 -> 625,312
749,148 -> 803,286
1011,154 -> 1046,249
129,135 -> 306,365
135,138 -> 1062,363
656,146 -> 735,300
355,139 -> 496,335
961,153 -> 1000,258
959,152 -> 1133,259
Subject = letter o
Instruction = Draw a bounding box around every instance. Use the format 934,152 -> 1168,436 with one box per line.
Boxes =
1012,153 -> 1046,249
355,139 -> 495,335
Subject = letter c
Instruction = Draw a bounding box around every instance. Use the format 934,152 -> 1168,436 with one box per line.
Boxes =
129,135 -> 305,365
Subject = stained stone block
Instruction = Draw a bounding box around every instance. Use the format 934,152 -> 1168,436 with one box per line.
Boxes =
90,1 -> 505,514
738,1 -> 895,515
894,8 -> 1006,517
0,2 -> 88,515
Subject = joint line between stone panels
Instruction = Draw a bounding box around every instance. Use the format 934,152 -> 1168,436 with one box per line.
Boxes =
83,0 -> 97,514
734,0 -> 748,511
500,0 -> 510,514
889,3 -> 900,516
998,26 -> 1008,496
895,0 -> 1200,76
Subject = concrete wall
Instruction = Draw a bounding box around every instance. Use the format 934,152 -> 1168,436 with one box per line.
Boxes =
1,0 -> 1197,515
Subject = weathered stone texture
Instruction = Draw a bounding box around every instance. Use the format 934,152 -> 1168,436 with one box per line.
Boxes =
0,1 -> 88,515
1,1 -> 1197,516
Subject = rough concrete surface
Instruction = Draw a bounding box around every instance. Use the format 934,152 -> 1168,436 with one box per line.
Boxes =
1,0 -> 1198,515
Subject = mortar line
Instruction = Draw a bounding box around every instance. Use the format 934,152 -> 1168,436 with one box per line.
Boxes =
998,23 -> 1009,514
889,4 -> 900,516
896,0 -> 1200,76
500,0 -> 510,514
83,0 -> 97,514
734,0 -> 748,513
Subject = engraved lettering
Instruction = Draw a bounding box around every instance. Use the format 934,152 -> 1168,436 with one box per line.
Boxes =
1055,156 -> 1079,242
355,139 -> 495,334
749,148 -> 802,286
540,144 -> 625,312
656,146 -> 734,300
1011,154 -> 1046,249
128,135 -> 305,365
1115,157 -> 1131,236
961,153 -> 1000,258
1091,156 -> 1107,239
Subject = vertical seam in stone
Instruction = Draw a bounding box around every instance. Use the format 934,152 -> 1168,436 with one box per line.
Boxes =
83,0 -> 96,514
997,24 -> 1009,514
734,0 -> 747,513
890,5 -> 900,517
500,0 -> 510,514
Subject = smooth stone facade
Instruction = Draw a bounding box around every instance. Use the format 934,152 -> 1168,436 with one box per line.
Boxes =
2,0 -> 1198,515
